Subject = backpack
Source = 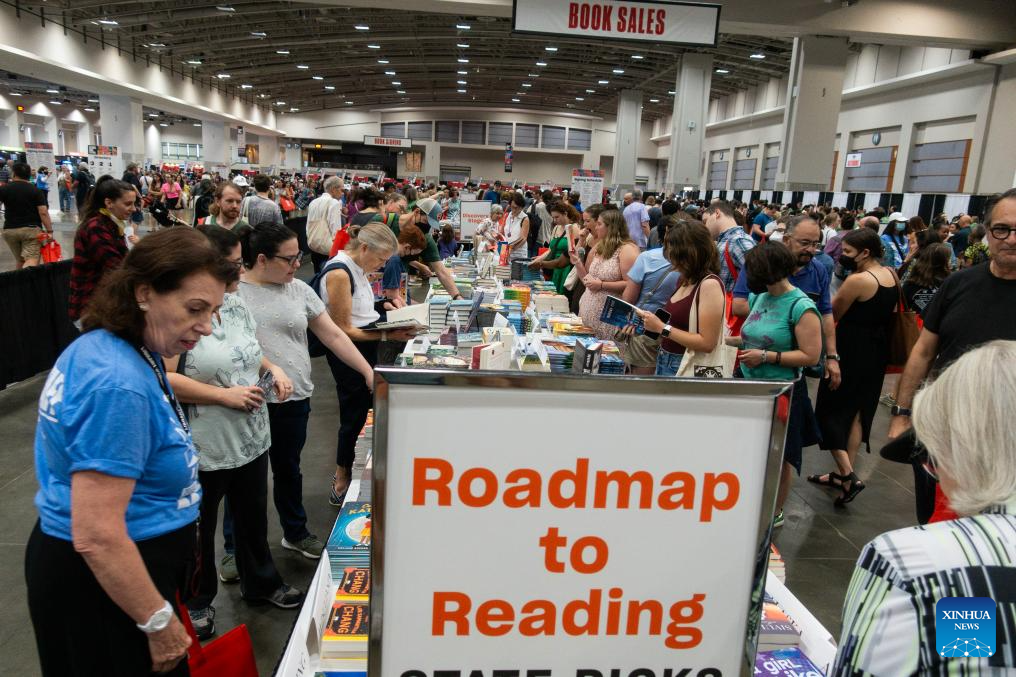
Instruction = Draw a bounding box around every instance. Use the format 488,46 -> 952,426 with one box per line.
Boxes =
306,260 -> 353,357
526,204 -> 542,255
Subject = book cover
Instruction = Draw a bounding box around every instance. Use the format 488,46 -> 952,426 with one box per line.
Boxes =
754,647 -> 823,676
338,567 -> 370,598
322,596 -> 369,655
327,502 -> 372,554
599,295 -> 639,329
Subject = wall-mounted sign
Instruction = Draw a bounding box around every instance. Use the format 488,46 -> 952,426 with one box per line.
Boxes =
504,142 -> 513,173
845,152 -> 862,168
513,0 -> 720,46
364,135 -> 413,148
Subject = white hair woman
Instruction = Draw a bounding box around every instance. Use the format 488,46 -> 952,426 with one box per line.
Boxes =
833,340 -> 1016,674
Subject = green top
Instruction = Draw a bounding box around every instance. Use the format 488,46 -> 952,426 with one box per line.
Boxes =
547,234 -> 572,295
740,287 -> 818,381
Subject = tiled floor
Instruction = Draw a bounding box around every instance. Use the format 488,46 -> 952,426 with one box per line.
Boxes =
1,214 -> 920,673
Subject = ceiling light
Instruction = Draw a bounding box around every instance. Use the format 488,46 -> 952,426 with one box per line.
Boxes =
585,89 -> 595,93
276,50 -> 290,55
250,31 -> 267,38
324,85 -> 336,90
649,98 -> 660,103
598,80 -> 609,85
241,83 -> 253,89
631,54 -> 644,60
216,5 -> 236,11
259,93 -> 268,98
296,65 -> 309,69
612,68 -> 625,74
456,23 -> 471,29
290,107 -> 299,111
312,75 -> 324,80
668,90 -> 676,95
216,73 -> 231,79
88,98 -> 99,103
149,42 -> 166,47
159,123 -> 168,127
384,70 -> 397,75
193,123 -> 202,127
97,19 -> 119,26
48,100 -> 61,105
457,80 -> 467,85
354,24 -> 370,30
512,98 -> 520,102
275,100 -> 286,105
516,92 -> 525,95
457,58 -> 469,63
186,59 -> 202,65
749,52 -> 765,60
457,70 -> 468,75
377,59 -> 389,64
457,89 -> 467,93
536,61 -> 548,66
46,88 -> 59,94
545,46 -> 558,52
391,81 -> 401,85
715,68 -> 729,74
528,73 -> 540,77
521,83 -> 532,87
83,107 -> 95,112
397,90 -> 406,94
345,100 -> 354,104
457,43 -> 470,48
367,44 -> 381,49
575,97 -> 584,101
148,112 -> 159,117
10,92 -> 22,96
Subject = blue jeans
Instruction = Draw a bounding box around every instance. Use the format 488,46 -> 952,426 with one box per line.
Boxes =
266,398 -> 313,542
655,348 -> 684,376
58,187 -> 72,212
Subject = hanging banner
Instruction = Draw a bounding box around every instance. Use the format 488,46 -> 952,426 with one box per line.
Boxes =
571,169 -> 605,208
237,126 -> 246,158
371,370 -> 789,677
504,143 -> 513,173
459,200 -> 490,238
24,142 -> 55,172
364,135 -> 413,148
513,0 -> 720,46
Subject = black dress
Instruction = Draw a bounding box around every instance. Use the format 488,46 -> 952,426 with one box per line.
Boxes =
815,271 -> 898,451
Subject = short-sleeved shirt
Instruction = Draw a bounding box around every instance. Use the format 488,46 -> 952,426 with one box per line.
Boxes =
733,257 -> 832,315
626,248 -> 680,314
922,263 -> 1016,373
623,202 -> 650,248
716,226 -> 756,292
182,293 -> 270,471
740,287 -> 819,381
0,180 -> 47,228
238,279 -> 325,400
242,194 -> 284,227
34,330 -> 201,542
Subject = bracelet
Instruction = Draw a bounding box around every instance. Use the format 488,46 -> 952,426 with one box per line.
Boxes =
775,351 -> 782,365
762,349 -> 768,364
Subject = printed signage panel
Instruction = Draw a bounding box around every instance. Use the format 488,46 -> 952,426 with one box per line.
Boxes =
459,200 -> 490,238
844,153 -> 862,168
513,0 -> 720,46
364,135 -> 413,149
371,371 -> 789,677
572,170 -> 605,208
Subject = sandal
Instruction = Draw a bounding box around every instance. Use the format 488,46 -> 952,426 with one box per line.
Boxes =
807,472 -> 847,488
835,472 -> 866,507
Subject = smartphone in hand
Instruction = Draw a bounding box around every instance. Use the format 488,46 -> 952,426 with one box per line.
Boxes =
643,308 -> 671,340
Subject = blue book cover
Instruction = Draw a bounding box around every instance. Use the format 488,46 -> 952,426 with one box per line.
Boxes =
599,295 -> 644,331
327,502 -> 371,554
754,647 -> 822,676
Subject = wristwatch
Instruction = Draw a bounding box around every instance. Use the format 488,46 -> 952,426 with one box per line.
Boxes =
137,600 -> 174,634
890,404 -> 912,417
661,324 -> 673,338
826,353 -> 841,361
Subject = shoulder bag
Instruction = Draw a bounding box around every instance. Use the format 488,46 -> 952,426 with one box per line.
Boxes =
886,269 -> 920,370
676,275 -> 736,378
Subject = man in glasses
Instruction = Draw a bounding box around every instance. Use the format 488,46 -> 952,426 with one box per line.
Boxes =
890,188 -> 1016,521
732,214 -> 841,389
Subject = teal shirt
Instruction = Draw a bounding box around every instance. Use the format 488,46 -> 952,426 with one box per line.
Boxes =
740,287 -> 818,381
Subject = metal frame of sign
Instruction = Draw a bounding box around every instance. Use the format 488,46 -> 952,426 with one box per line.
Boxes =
368,368 -> 791,677
511,0 -> 721,48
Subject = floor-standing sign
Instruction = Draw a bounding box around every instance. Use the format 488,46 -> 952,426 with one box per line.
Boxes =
87,144 -> 123,178
572,169 -> 605,207
25,142 -> 55,172
371,370 -> 789,677
459,200 -> 490,238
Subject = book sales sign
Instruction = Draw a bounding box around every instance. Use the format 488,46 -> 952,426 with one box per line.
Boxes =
371,372 -> 787,677
512,0 -> 720,46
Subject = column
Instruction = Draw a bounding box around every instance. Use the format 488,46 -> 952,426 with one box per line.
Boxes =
201,120 -> 230,171
776,36 -> 850,191
667,53 -> 713,192
145,122 -> 162,167
0,108 -> 19,147
612,89 -> 642,192
98,95 -> 145,169
422,141 -> 441,183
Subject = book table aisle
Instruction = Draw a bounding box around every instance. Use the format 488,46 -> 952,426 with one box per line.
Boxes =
274,254 -> 838,677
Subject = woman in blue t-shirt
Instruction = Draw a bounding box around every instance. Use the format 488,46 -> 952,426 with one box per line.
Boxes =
26,228 -> 236,676
736,241 -> 823,528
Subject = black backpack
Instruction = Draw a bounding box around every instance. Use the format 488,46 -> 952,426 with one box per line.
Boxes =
306,260 -> 353,357
526,204 -> 542,253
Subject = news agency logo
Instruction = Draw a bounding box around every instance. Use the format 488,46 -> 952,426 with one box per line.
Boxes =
936,597 -> 996,658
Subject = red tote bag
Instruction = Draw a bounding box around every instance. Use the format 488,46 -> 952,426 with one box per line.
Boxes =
177,598 -> 259,677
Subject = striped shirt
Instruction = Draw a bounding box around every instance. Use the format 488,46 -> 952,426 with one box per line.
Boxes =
832,502 -> 1016,675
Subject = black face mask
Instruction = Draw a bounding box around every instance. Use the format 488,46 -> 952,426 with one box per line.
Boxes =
746,275 -> 769,294
839,253 -> 857,271
415,218 -> 431,235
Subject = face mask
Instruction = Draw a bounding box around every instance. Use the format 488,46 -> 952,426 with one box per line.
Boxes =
895,222 -> 906,233
746,275 -> 769,294
839,254 -> 857,271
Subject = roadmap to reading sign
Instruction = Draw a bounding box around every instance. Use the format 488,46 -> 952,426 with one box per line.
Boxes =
370,371 -> 788,677
512,0 -> 719,46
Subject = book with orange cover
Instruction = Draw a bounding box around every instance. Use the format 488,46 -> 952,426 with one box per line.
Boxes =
322,596 -> 369,657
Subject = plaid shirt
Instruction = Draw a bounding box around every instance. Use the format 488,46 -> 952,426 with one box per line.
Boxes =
716,226 -> 755,293
69,215 -> 128,320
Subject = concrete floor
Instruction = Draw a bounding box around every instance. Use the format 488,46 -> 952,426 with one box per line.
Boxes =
1,211 -> 921,674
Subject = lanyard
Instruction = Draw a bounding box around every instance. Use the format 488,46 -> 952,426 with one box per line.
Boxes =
135,345 -> 190,434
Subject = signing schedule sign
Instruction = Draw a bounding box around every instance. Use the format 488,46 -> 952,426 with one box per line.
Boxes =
370,371 -> 788,677
513,0 -> 719,46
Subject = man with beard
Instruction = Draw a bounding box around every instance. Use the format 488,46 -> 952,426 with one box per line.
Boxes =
732,215 -> 841,390
200,182 -> 247,230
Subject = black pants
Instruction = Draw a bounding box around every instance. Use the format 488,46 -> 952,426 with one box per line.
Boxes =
191,452 -> 282,610
311,250 -> 329,273
267,399 -> 312,541
25,521 -> 195,677
326,340 -> 377,473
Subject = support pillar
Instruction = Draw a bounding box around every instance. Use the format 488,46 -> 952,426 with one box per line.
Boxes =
98,95 -> 145,169
0,108 -> 19,147
201,120 -> 230,172
667,53 -> 713,192
612,89 -> 642,192
423,141 -> 441,183
776,36 -> 849,191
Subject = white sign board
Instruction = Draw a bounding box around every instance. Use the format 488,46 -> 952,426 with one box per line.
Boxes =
459,200 -> 490,238
87,144 -> 123,179
571,171 -> 604,209
371,371 -> 787,677
844,153 -> 862,168
513,0 -> 720,45
364,135 -> 413,149
25,142 -> 55,173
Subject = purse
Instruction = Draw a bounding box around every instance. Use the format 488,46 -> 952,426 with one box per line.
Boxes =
886,274 -> 920,370
676,275 -> 736,378
38,232 -> 62,264
279,196 -> 297,212
177,596 -> 259,677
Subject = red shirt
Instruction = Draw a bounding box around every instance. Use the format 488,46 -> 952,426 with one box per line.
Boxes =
69,215 -> 128,320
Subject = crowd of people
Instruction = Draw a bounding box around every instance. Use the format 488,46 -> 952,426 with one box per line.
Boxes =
7,148 -> 1016,674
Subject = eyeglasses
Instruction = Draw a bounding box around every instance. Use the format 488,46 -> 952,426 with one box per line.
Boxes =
788,236 -> 821,250
227,257 -> 244,270
989,225 -> 1016,240
270,254 -> 301,268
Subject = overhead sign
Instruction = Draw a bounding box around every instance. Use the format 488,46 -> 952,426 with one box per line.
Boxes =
371,370 -> 788,677
845,153 -> 862,168
571,169 -> 605,208
364,135 -> 413,149
513,0 -> 720,46
459,200 -> 490,238
237,126 -> 246,158
504,143 -> 513,173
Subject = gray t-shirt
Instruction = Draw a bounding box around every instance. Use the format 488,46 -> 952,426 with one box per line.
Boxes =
241,194 -> 284,227
182,293 -> 270,471
238,279 -> 325,401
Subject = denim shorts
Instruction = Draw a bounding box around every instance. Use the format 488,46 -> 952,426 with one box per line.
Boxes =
655,348 -> 684,376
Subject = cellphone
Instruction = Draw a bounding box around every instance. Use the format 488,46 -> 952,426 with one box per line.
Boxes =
643,308 -> 671,340
255,369 -> 275,395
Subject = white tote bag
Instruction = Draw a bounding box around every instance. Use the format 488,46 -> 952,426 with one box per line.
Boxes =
676,275 -> 736,378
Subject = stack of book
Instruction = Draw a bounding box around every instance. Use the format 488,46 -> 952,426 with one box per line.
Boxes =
533,294 -> 570,314
494,264 -> 512,280
326,501 -> 371,582
502,285 -> 532,310
753,647 -> 823,677
543,339 -> 575,372
758,592 -> 803,652
321,571 -> 369,661
768,543 -> 786,583
510,259 -> 544,282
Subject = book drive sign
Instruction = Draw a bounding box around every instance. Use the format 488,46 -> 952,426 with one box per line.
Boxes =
513,0 -> 720,46
371,370 -> 789,677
